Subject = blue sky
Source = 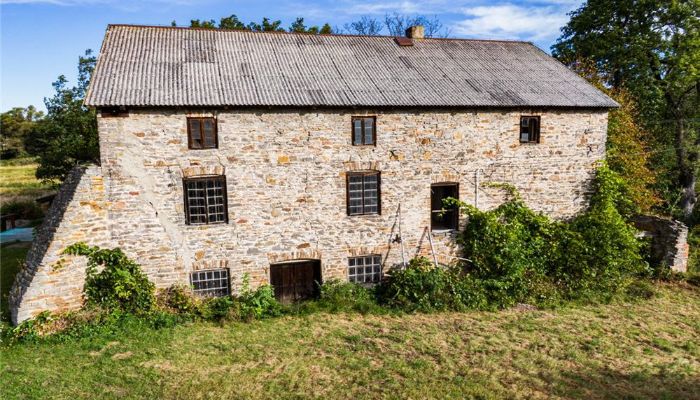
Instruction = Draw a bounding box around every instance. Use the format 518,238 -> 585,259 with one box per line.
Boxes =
0,0 -> 583,112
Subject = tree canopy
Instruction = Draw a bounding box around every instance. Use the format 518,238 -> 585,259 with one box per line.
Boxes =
552,0 -> 700,221
24,50 -> 99,181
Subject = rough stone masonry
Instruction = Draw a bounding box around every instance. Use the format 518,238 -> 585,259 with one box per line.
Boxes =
9,107 -> 608,323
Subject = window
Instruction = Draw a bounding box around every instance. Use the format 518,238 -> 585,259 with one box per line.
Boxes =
347,171 -> 381,215
352,116 -> 376,145
190,269 -> 230,297
188,117 -> 218,149
520,116 -> 540,143
348,255 -> 382,283
431,183 -> 459,231
183,176 -> 228,225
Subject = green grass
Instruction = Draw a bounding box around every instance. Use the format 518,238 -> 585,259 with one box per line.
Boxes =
0,158 -> 55,204
0,243 -> 29,321
1,283 -> 698,399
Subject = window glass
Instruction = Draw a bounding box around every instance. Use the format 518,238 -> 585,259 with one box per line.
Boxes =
348,255 -> 382,283
184,176 -> 227,224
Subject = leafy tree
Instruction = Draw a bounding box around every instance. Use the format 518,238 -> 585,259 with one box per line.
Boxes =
0,106 -> 43,158
25,50 -> 98,181
552,0 -> 700,221
289,17 -> 333,34
219,14 -> 247,30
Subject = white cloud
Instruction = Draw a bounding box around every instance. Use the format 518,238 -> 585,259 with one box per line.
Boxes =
453,4 -> 569,41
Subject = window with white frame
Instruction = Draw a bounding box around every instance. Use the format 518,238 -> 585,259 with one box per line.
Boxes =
348,255 -> 382,283
190,269 -> 230,297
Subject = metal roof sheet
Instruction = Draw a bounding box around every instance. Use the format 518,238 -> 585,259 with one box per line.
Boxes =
85,25 -> 618,108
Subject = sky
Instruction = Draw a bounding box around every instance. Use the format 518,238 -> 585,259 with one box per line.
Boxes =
0,0 -> 584,112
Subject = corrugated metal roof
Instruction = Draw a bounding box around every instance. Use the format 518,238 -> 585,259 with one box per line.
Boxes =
85,25 -> 618,108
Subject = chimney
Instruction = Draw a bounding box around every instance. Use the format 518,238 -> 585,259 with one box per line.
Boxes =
405,25 -> 425,39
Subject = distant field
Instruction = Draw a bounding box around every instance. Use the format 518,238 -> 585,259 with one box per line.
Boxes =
1,282 -> 698,399
0,158 -> 55,204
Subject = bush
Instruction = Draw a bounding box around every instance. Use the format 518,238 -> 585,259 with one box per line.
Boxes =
377,257 -> 487,312
157,284 -> 200,316
200,296 -> 235,322
448,164 -> 649,306
317,279 -> 382,314
63,243 -> 155,314
0,148 -> 20,160
0,200 -> 44,220
237,275 -> 282,320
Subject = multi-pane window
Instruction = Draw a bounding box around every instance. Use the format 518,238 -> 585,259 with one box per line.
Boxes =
347,171 -> 381,215
520,116 -> 540,143
183,176 -> 228,225
188,117 -> 218,149
431,183 -> 459,231
190,269 -> 230,297
352,116 -> 376,145
348,255 -> 382,283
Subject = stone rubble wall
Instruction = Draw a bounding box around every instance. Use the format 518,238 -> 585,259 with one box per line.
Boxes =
9,166 -> 108,324
632,215 -> 689,272
10,107 -> 608,323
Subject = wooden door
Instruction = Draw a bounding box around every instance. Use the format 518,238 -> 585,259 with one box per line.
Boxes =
270,261 -> 321,303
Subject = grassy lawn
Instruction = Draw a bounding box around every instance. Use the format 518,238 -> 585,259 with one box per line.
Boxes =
1,283 -> 698,399
0,158 -> 55,204
0,242 -> 29,321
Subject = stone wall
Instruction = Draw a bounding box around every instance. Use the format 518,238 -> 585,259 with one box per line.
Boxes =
10,107 -> 608,323
633,215 -> 689,272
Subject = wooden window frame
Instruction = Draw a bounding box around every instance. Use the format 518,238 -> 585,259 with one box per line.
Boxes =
431,182 -> 459,231
519,116 -> 541,144
351,116 -> 377,146
187,117 -> 218,149
190,268 -> 231,297
348,255 -> 383,284
183,175 -> 229,225
346,171 -> 381,216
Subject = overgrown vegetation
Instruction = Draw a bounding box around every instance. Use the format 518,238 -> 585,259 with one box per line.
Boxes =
7,165 -> 694,345
1,284 -> 698,399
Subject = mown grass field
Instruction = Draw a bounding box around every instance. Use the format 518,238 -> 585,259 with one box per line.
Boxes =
1,279 -> 698,399
0,158 -> 55,204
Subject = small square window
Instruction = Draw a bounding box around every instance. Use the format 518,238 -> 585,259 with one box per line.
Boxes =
346,171 -> 381,215
520,116 -> 540,144
348,255 -> 382,283
188,117 -> 218,149
351,116 -> 376,146
183,176 -> 228,225
190,268 -> 230,297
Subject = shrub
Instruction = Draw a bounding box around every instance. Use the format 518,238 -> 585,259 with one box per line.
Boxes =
63,243 -> 155,314
200,296 -> 235,322
317,279 -> 382,314
452,164 -> 649,305
0,200 -> 44,220
377,257 -> 487,312
157,284 -> 200,316
236,274 -> 282,320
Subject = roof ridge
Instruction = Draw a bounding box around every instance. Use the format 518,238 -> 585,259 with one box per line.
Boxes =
105,23 -> 534,45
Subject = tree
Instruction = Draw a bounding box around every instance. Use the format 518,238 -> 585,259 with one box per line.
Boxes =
25,50 -> 98,181
384,13 -> 450,38
343,16 -> 383,35
0,106 -> 43,158
552,0 -> 700,221
289,17 -> 333,34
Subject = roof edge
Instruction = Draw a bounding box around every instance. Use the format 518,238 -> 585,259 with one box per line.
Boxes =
105,23 -> 534,45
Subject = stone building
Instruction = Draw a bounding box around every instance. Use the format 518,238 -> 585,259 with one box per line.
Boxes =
10,24 -> 618,323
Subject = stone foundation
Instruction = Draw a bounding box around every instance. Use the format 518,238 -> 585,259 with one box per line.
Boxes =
10,107 -> 608,323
